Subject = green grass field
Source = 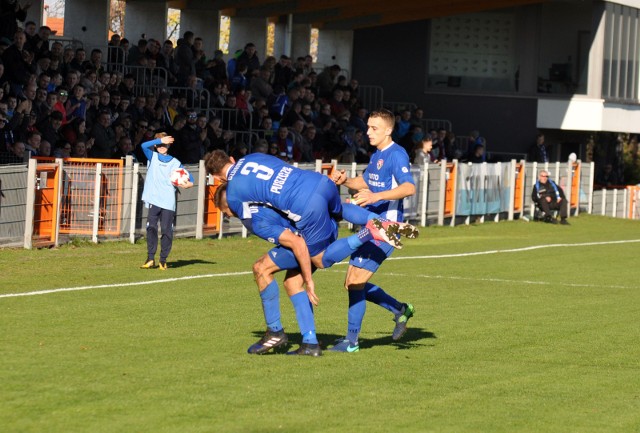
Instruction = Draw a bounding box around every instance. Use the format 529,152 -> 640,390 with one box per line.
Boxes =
2,214 -> 640,433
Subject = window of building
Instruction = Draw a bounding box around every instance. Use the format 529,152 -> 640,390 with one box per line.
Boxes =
219,15 -> 231,54
310,28 -> 319,63
266,21 -> 276,57
603,3 -> 640,102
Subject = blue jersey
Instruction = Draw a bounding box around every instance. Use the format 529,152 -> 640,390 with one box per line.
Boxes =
363,142 -> 414,222
226,153 -> 324,222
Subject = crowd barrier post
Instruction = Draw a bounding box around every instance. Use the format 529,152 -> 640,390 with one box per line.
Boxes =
420,163 -> 429,227
587,161 -> 595,214
129,163 -> 140,244
92,163 -> 103,243
438,160 -> 457,226
570,161 -> 581,216
23,159 -> 37,249
196,160 -> 207,240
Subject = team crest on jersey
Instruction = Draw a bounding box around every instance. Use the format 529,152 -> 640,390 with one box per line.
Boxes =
268,237 -> 276,244
377,159 -> 384,170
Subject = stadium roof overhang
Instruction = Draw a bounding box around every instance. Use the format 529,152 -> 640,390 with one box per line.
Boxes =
162,0 -> 550,30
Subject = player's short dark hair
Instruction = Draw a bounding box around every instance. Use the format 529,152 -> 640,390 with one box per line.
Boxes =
204,149 -> 232,176
213,182 -> 227,209
369,108 -> 395,128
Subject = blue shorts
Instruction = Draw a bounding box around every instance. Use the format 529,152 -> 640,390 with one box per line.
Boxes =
349,240 -> 394,273
296,176 -> 342,249
268,246 -> 299,271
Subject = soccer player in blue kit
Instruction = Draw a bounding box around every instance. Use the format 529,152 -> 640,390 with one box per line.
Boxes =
214,184 -> 406,356
330,108 -> 417,352
204,150 -> 414,303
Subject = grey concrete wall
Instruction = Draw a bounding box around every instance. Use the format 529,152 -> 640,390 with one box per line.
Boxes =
64,0 -> 109,47
317,29 -> 353,75
229,17 -> 266,59
124,0 -> 167,43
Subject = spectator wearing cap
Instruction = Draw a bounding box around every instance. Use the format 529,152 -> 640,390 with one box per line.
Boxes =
175,109 -> 206,163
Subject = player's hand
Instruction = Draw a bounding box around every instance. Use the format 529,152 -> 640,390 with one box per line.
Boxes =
352,188 -> 375,206
305,280 -> 319,306
160,136 -> 174,145
332,169 -> 346,185
180,180 -> 194,188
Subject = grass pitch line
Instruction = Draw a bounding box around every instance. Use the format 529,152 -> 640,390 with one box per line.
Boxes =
0,271 -> 253,299
384,238 -> 640,261
2,239 -> 638,299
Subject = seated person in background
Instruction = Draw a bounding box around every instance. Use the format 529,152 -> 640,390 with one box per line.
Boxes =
467,140 -> 486,163
531,170 -> 569,225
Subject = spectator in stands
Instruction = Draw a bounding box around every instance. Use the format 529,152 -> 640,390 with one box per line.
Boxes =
316,64 -> 340,98
89,110 -> 116,158
392,109 -> 411,142
118,73 -> 136,100
60,117 -> 87,146
24,130 -> 41,157
238,42 -> 260,80
175,31 -> 196,86
328,88 -> 347,118
399,124 -> 424,158
127,38 -> 148,67
52,89 -> 67,123
38,139 -> 51,157
2,140 -> 26,163
205,116 -> 233,152
158,40 -> 178,86
466,139 -> 486,163
70,48 -> 86,73
414,135 -> 434,165
65,84 -> 88,122
112,136 -> 136,160
253,138 -> 268,154
230,62 -> 248,94
2,29 -> 34,96
175,109 -> 206,163
126,95 -> 147,126
273,55 -> 294,89
273,125 -> 297,162
532,170 -> 569,224
529,132 -> 550,163
27,26 -> 52,61
52,139 -> 72,158
251,66 -> 273,101
37,110 -> 63,147
0,0 -> 30,40
71,140 -> 88,158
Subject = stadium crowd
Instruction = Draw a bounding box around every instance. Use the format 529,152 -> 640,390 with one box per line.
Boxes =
0,14 -> 484,167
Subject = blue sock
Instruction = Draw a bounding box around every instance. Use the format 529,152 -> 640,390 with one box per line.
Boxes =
347,289 -> 366,344
290,292 -> 318,344
364,283 -> 402,315
321,227 -> 375,268
260,280 -> 283,332
342,203 -> 378,225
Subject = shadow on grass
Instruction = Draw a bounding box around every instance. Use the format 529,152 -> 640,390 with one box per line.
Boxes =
249,328 -> 436,353
168,259 -> 217,268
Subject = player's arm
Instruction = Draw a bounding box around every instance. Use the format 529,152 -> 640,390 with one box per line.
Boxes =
277,229 -> 318,305
332,170 -> 368,191
141,138 -> 162,161
362,181 -> 415,202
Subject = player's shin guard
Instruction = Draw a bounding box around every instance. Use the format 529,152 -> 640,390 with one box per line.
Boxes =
364,283 -> 402,315
290,291 -> 318,344
260,280 -> 283,332
347,289 -> 366,344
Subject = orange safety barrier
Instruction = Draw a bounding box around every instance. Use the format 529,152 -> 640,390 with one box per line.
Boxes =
513,162 -> 525,213
33,163 -> 61,246
203,176 -> 222,234
319,163 -> 335,178
35,157 -> 124,236
628,185 -> 640,219
570,162 -> 580,209
444,161 -> 457,217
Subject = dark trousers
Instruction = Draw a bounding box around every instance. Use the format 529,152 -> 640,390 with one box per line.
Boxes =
146,204 -> 175,263
537,198 -> 568,219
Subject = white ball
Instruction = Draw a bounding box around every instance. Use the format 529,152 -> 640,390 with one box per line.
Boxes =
568,152 -> 577,163
170,168 -> 190,187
